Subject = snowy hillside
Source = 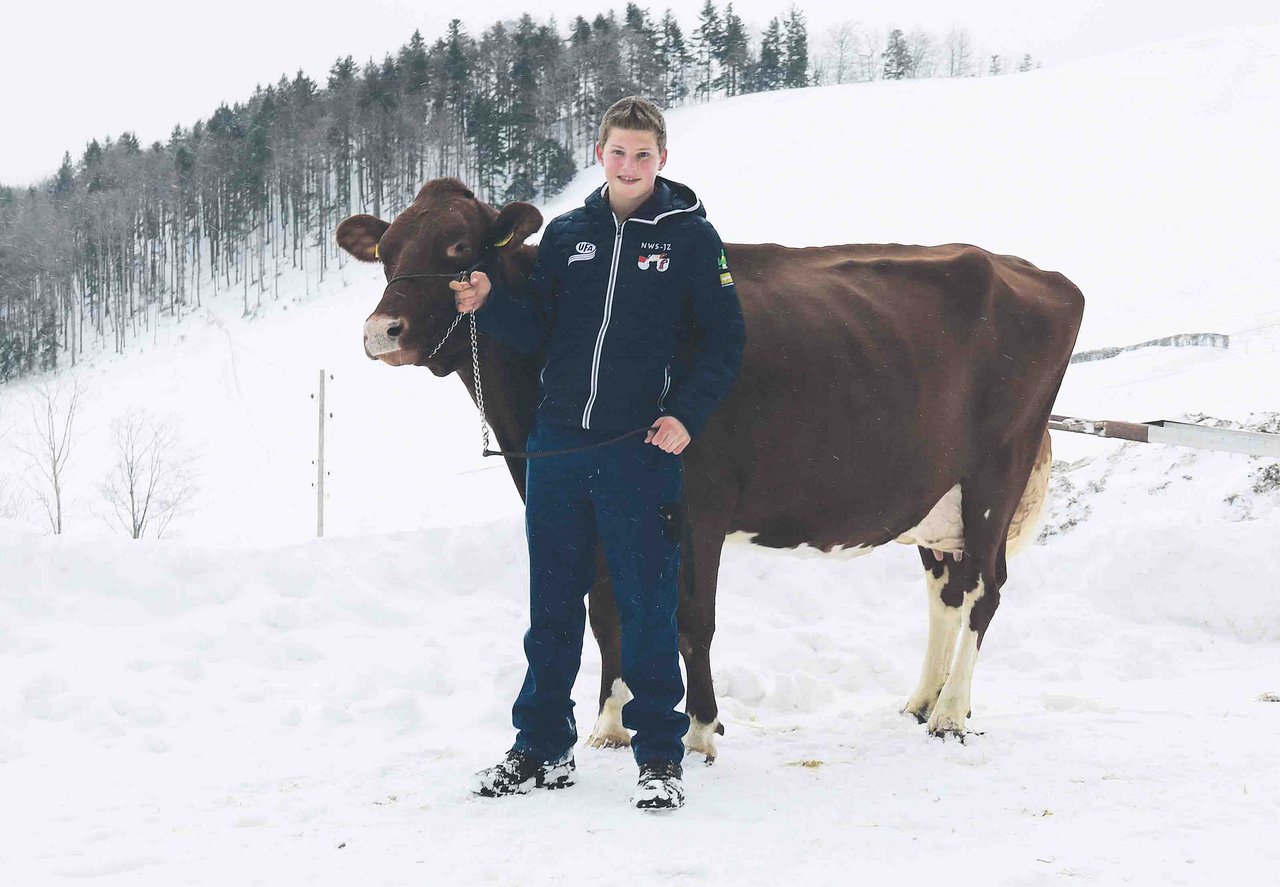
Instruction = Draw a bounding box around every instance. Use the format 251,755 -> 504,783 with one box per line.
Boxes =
2,25 -> 1280,885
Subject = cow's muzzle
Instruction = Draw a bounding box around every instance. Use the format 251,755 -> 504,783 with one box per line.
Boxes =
364,314 -> 409,361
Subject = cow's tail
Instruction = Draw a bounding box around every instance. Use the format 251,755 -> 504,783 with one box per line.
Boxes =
1005,427 -> 1052,558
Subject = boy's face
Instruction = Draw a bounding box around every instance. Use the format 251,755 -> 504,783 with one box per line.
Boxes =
595,128 -> 667,204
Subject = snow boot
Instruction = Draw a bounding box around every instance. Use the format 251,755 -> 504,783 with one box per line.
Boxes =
632,759 -> 685,810
470,749 -> 576,797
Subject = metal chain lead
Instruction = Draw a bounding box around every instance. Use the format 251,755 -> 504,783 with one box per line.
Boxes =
466,308 -> 652,460
424,311 -> 466,361
469,313 -> 491,452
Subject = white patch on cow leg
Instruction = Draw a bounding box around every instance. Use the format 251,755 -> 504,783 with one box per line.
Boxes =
585,679 -> 632,749
684,715 -> 722,763
902,567 -> 961,723
928,578 -> 985,737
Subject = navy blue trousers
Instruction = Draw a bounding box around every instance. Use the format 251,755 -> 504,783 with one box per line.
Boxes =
510,422 -> 688,765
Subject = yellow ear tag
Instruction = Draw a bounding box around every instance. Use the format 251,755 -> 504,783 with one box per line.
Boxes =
374,242 -> 380,260
493,231 -> 514,248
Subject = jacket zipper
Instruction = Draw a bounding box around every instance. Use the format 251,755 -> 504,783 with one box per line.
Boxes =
658,364 -> 671,409
582,217 -> 626,428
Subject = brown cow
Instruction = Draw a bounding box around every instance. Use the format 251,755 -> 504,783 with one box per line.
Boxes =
338,177 -> 1084,761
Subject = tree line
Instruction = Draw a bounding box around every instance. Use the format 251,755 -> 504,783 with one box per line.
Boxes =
0,4 -> 1035,384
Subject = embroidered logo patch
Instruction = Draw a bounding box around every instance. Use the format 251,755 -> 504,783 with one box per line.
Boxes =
637,253 -> 670,272
568,241 -> 597,265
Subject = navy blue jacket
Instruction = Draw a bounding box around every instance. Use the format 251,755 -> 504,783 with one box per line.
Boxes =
477,178 -> 745,439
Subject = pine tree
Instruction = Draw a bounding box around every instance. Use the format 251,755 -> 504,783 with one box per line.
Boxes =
590,14 -> 629,111
883,29 -> 910,80
692,1 -> 723,101
81,139 -> 106,192
534,137 -> 577,198
989,54 -> 1004,76
782,7 -> 810,88
1017,53 -> 1034,73
327,55 -> 359,214
51,152 -> 75,197
400,29 -> 430,93
505,16 -> 543,202
623,3 -> 662,99
715,4 -> 750,97
657,10 -> 692,106
753,17 -> 784,93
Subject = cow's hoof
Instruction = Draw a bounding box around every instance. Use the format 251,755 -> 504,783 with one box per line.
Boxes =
902,684 -> 944,724
684,716 -> 722,764
585,728 -> 632,749
586,679 -> 632,750
926,707 -> 972,739
900,701 -> 932,724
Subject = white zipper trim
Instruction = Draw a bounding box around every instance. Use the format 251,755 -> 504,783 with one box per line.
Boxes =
582,217 -> 625,428
598,183 -> 702,227
627,198 -> 702,226
658,364 -> 671,409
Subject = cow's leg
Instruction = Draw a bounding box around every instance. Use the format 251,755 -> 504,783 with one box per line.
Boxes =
924,555 -> 984,737
585,552 -> 631,749
901,549 -> 965,723
679,501 -> 730,764
927,436 -> 1038,737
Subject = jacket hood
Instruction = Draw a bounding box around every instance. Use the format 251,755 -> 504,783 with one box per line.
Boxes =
585,176 -> 706,223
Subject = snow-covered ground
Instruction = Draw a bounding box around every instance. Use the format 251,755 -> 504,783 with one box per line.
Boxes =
2,25 -> 1280,885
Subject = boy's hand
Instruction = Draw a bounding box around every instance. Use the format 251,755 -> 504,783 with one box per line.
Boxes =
449,271 -> 492,313
646,416 -> 690,454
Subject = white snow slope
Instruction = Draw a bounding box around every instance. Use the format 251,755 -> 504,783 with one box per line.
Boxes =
3,25 -> 1280,886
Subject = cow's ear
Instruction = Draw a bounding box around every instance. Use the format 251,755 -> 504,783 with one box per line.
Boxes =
336,214 -> 390,263
490,202 -> 543,251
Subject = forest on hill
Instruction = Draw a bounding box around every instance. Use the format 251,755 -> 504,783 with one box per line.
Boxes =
0,3 -> 1030,383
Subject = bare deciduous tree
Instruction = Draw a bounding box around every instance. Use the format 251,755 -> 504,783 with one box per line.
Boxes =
855,27 -> 883,82
945,27 -> 975,77
99,411 -> 196,539
821,20 -> 859,85
907,29 -> 938,79
19,381 -> 83,534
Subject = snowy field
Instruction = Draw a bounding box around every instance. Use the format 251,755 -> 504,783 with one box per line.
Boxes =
3,24 -> 1280,885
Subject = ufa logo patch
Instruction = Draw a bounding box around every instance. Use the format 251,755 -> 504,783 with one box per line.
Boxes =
637,253 -> 670,272
717,249 -> 734,286
568,241 -> 597,264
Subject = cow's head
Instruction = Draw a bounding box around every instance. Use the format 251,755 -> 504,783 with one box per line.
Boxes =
337,178 -> 542,375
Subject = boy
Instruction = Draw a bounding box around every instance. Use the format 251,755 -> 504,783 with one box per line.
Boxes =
451,96 -> 744,810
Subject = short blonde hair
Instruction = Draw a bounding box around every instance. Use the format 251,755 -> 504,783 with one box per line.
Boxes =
598,96 -> 667,153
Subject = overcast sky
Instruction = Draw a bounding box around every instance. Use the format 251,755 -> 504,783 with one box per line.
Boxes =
1,0 -> 1274,187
